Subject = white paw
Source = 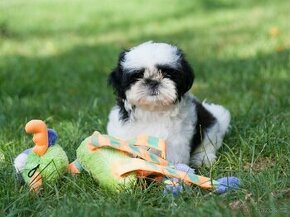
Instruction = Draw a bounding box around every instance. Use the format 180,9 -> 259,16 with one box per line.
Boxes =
190,153 -> 217,168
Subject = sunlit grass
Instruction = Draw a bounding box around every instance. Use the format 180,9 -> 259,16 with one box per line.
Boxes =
0,0 -> 289,216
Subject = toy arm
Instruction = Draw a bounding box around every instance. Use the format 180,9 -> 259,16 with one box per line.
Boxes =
25,120 -> 48,156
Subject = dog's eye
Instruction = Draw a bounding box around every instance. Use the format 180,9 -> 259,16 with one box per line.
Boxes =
122,69 -> 144,86
129,69 -> 145,79
162,71 -> 173,78
132,69 -> 145,75
157,65 -> 179,79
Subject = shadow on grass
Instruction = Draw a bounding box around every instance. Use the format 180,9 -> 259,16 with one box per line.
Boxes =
0,37 -> 289,131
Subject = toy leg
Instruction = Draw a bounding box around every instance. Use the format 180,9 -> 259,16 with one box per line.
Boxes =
68,159 -> 83,174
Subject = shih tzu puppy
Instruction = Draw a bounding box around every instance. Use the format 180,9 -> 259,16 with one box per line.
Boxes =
107,41 -> 230,167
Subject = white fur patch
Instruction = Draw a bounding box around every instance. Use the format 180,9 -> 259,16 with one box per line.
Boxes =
107,96 -> 231,167
122,41 -> 181,71
202,101 -> 231,134
107,94 -> 196,164
125,77 -> 177,109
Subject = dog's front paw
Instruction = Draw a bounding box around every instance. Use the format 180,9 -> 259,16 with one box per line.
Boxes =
190,152 -> 217,168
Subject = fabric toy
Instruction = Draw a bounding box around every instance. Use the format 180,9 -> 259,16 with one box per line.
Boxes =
68,131 -> 240,194
14,120 -> 69,191
15,120 -> 240,194
163,163 -> 240,195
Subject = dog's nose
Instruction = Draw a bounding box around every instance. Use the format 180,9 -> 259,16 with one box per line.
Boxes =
145,79 -> 159,89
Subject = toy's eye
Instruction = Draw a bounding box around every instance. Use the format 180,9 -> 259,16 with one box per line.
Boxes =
28,164 -> 40,178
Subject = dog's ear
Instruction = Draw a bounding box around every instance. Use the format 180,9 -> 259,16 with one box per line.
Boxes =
108,50 -> 128,98
108,66 -> 122,95
179,52 -> 194,94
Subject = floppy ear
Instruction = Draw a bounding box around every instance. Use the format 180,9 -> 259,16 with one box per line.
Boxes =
108,50 -> 127,98
108,67 -> 123,96
180,52 -> 194,94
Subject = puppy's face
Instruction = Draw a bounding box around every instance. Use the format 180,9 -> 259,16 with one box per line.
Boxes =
109,42 -> 194,110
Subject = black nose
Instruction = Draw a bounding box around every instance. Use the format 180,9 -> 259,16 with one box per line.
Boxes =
145,79 -> 159,89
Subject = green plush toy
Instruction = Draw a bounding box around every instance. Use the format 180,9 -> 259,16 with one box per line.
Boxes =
14,120 -> 68,191
73,136 -> 137,190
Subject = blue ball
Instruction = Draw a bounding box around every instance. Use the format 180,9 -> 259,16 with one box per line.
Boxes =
216,176 -> 240,194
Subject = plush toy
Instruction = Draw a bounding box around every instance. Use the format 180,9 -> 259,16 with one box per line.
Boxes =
14,120 -> 69,191
15,120 -> 240,194
68,131 -> 240,194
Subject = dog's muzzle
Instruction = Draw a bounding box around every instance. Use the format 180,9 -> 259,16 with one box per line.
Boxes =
145,79 -> 160,96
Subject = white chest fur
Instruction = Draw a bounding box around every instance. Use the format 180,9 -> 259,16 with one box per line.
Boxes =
107,95 -> 197,164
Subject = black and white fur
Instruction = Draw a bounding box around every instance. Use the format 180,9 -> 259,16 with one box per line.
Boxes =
107,41 -> 230,167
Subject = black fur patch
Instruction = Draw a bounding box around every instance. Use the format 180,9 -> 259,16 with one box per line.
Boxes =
122,68 -> 145,90
108,50 -> 127,121
157,51 -> 194,101
190,99 -> 216,154
178,50 -> 195,95
117,99 -> 130,121
108,50 -> 144,122
108,50 -> 127,99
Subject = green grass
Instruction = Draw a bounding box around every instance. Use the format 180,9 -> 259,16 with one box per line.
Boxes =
1,0 -> 289,216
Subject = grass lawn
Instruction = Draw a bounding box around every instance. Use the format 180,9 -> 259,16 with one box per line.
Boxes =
0,0 -> 289,216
